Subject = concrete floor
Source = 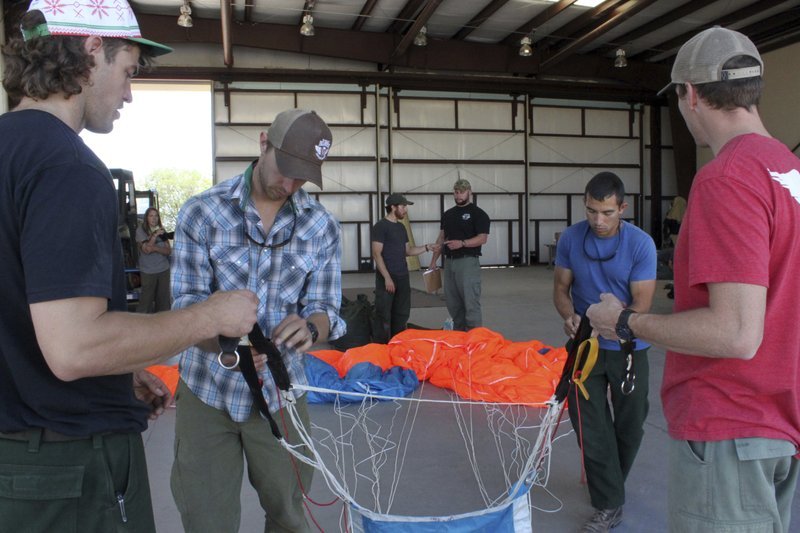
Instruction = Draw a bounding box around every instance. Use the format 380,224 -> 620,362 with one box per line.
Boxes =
143,265 -> 800,532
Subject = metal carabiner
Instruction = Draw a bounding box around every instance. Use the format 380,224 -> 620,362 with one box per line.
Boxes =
620,352 -> 635,395
217,335 -> 243,370
217,348 -> 241,370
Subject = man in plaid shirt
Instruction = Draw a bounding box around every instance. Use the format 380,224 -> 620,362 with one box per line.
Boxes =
170,109 -> 344,533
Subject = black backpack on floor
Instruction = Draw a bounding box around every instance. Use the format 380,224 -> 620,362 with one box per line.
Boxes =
330,294 -> 375,350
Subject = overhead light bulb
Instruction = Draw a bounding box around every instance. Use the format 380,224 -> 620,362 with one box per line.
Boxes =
177,2 -> 192,28
614,48 -> 628,68
519,36 -> 533,57
300,14 -> 315,37
413,25 -> 428,47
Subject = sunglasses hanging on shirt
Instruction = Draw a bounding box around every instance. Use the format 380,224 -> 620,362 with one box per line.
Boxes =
582,224 -> 622,262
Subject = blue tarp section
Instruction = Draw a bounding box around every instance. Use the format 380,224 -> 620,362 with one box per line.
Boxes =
304,355 -> 419,404
357,484 -> 532,532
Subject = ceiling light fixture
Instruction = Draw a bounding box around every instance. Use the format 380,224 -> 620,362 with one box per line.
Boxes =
300,14 -> 315,37
519,35 -> 533,57
614,48 -> 628,68
413,25 -> 428,47
177,0 -> 192,28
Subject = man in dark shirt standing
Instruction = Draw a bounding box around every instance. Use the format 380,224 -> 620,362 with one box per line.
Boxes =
429,179 -> 491,331
372,193 -> 438,343
0,1 -> 256,530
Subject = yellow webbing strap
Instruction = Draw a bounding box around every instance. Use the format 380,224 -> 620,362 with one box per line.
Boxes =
572,337 -> 599,400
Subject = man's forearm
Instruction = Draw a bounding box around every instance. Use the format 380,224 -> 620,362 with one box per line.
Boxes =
407,244 -> 430,257
628,308 -> 760,359
553,290 -> 575,321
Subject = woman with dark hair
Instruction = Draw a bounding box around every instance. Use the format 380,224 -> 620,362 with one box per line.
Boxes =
136,207 -> 171,312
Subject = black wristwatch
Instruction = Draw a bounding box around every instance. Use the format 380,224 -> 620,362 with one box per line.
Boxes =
615,308 -> 636,342
306,321 -> 319,344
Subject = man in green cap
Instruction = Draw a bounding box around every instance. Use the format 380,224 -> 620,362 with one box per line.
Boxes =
0,1 -> 257,530
429,178 -> 491,331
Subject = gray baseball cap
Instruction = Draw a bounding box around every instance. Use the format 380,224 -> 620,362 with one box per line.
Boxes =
657,26 -> 763,96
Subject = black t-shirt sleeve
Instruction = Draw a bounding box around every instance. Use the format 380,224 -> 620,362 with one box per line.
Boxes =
21,163 -> 117,303
474,206 -> 491,235
371,220 -> 387,243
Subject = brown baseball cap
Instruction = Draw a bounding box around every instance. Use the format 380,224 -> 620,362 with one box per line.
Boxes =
657,26 -> 763,96
268,109 -> 333,189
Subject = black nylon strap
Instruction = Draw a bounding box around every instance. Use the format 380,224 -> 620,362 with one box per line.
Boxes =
554,316 -> 593,403
217,323 -> 293,440
248,325 -> 292,392
218,335 -> 239,354
237,343 -> 284,440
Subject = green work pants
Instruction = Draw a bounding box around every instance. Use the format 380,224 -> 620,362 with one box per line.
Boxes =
170,380 -> 314,533
443,256 -> 482,331
669,438 -> 800,532
0,431 -> 155,532
567,346 -> 649,509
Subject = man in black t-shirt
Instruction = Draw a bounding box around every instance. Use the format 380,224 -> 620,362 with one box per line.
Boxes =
371,193 -> 439,343
0,2 -> 257,530
429,179 -> 491,331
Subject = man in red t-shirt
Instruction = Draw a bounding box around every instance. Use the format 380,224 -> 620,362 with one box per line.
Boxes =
587,27 -> 800,532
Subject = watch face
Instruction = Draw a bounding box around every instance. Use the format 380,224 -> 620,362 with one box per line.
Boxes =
307,321 -> 319,343
615,310 -> 634,341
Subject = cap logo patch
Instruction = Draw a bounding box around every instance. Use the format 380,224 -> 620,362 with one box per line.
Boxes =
315,138 -> 331,161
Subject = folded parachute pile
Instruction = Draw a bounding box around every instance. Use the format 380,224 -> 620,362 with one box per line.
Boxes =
306,327 -> 567,405
144,327 -> 568,406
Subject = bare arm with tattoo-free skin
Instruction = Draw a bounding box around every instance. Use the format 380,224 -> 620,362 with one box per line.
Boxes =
587,282 -> 765,359
30,290 -> 258,382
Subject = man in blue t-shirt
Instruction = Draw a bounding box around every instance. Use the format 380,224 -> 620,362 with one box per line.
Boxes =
552,172 -> 656,532
372,193 -> 438,343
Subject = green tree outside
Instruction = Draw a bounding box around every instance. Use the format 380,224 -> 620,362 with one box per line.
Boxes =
142,169 -> 211,231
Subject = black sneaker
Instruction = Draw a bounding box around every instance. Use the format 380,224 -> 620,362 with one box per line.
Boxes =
580,506 -> 623,532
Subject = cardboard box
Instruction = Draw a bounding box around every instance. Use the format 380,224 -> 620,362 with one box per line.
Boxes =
422,268 -> 442,293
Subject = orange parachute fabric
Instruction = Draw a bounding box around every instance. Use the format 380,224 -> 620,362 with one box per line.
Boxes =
311,327 -> 567,405
144,363 -> 180,397
146,328 -> 568,405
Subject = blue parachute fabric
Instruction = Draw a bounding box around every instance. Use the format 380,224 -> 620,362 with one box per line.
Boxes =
304,354 -> 419,404
355,484 -> 532,533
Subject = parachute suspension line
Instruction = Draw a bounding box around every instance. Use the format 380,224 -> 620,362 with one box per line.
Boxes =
280,398 -> 356,509
275,330 -> 574,530
385,379 -> 426,514
383,339 -> 446,514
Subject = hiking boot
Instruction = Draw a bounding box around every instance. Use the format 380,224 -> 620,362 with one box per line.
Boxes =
580,506 -> 623,532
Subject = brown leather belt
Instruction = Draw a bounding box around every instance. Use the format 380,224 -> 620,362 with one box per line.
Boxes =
0,428 -> 94,442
